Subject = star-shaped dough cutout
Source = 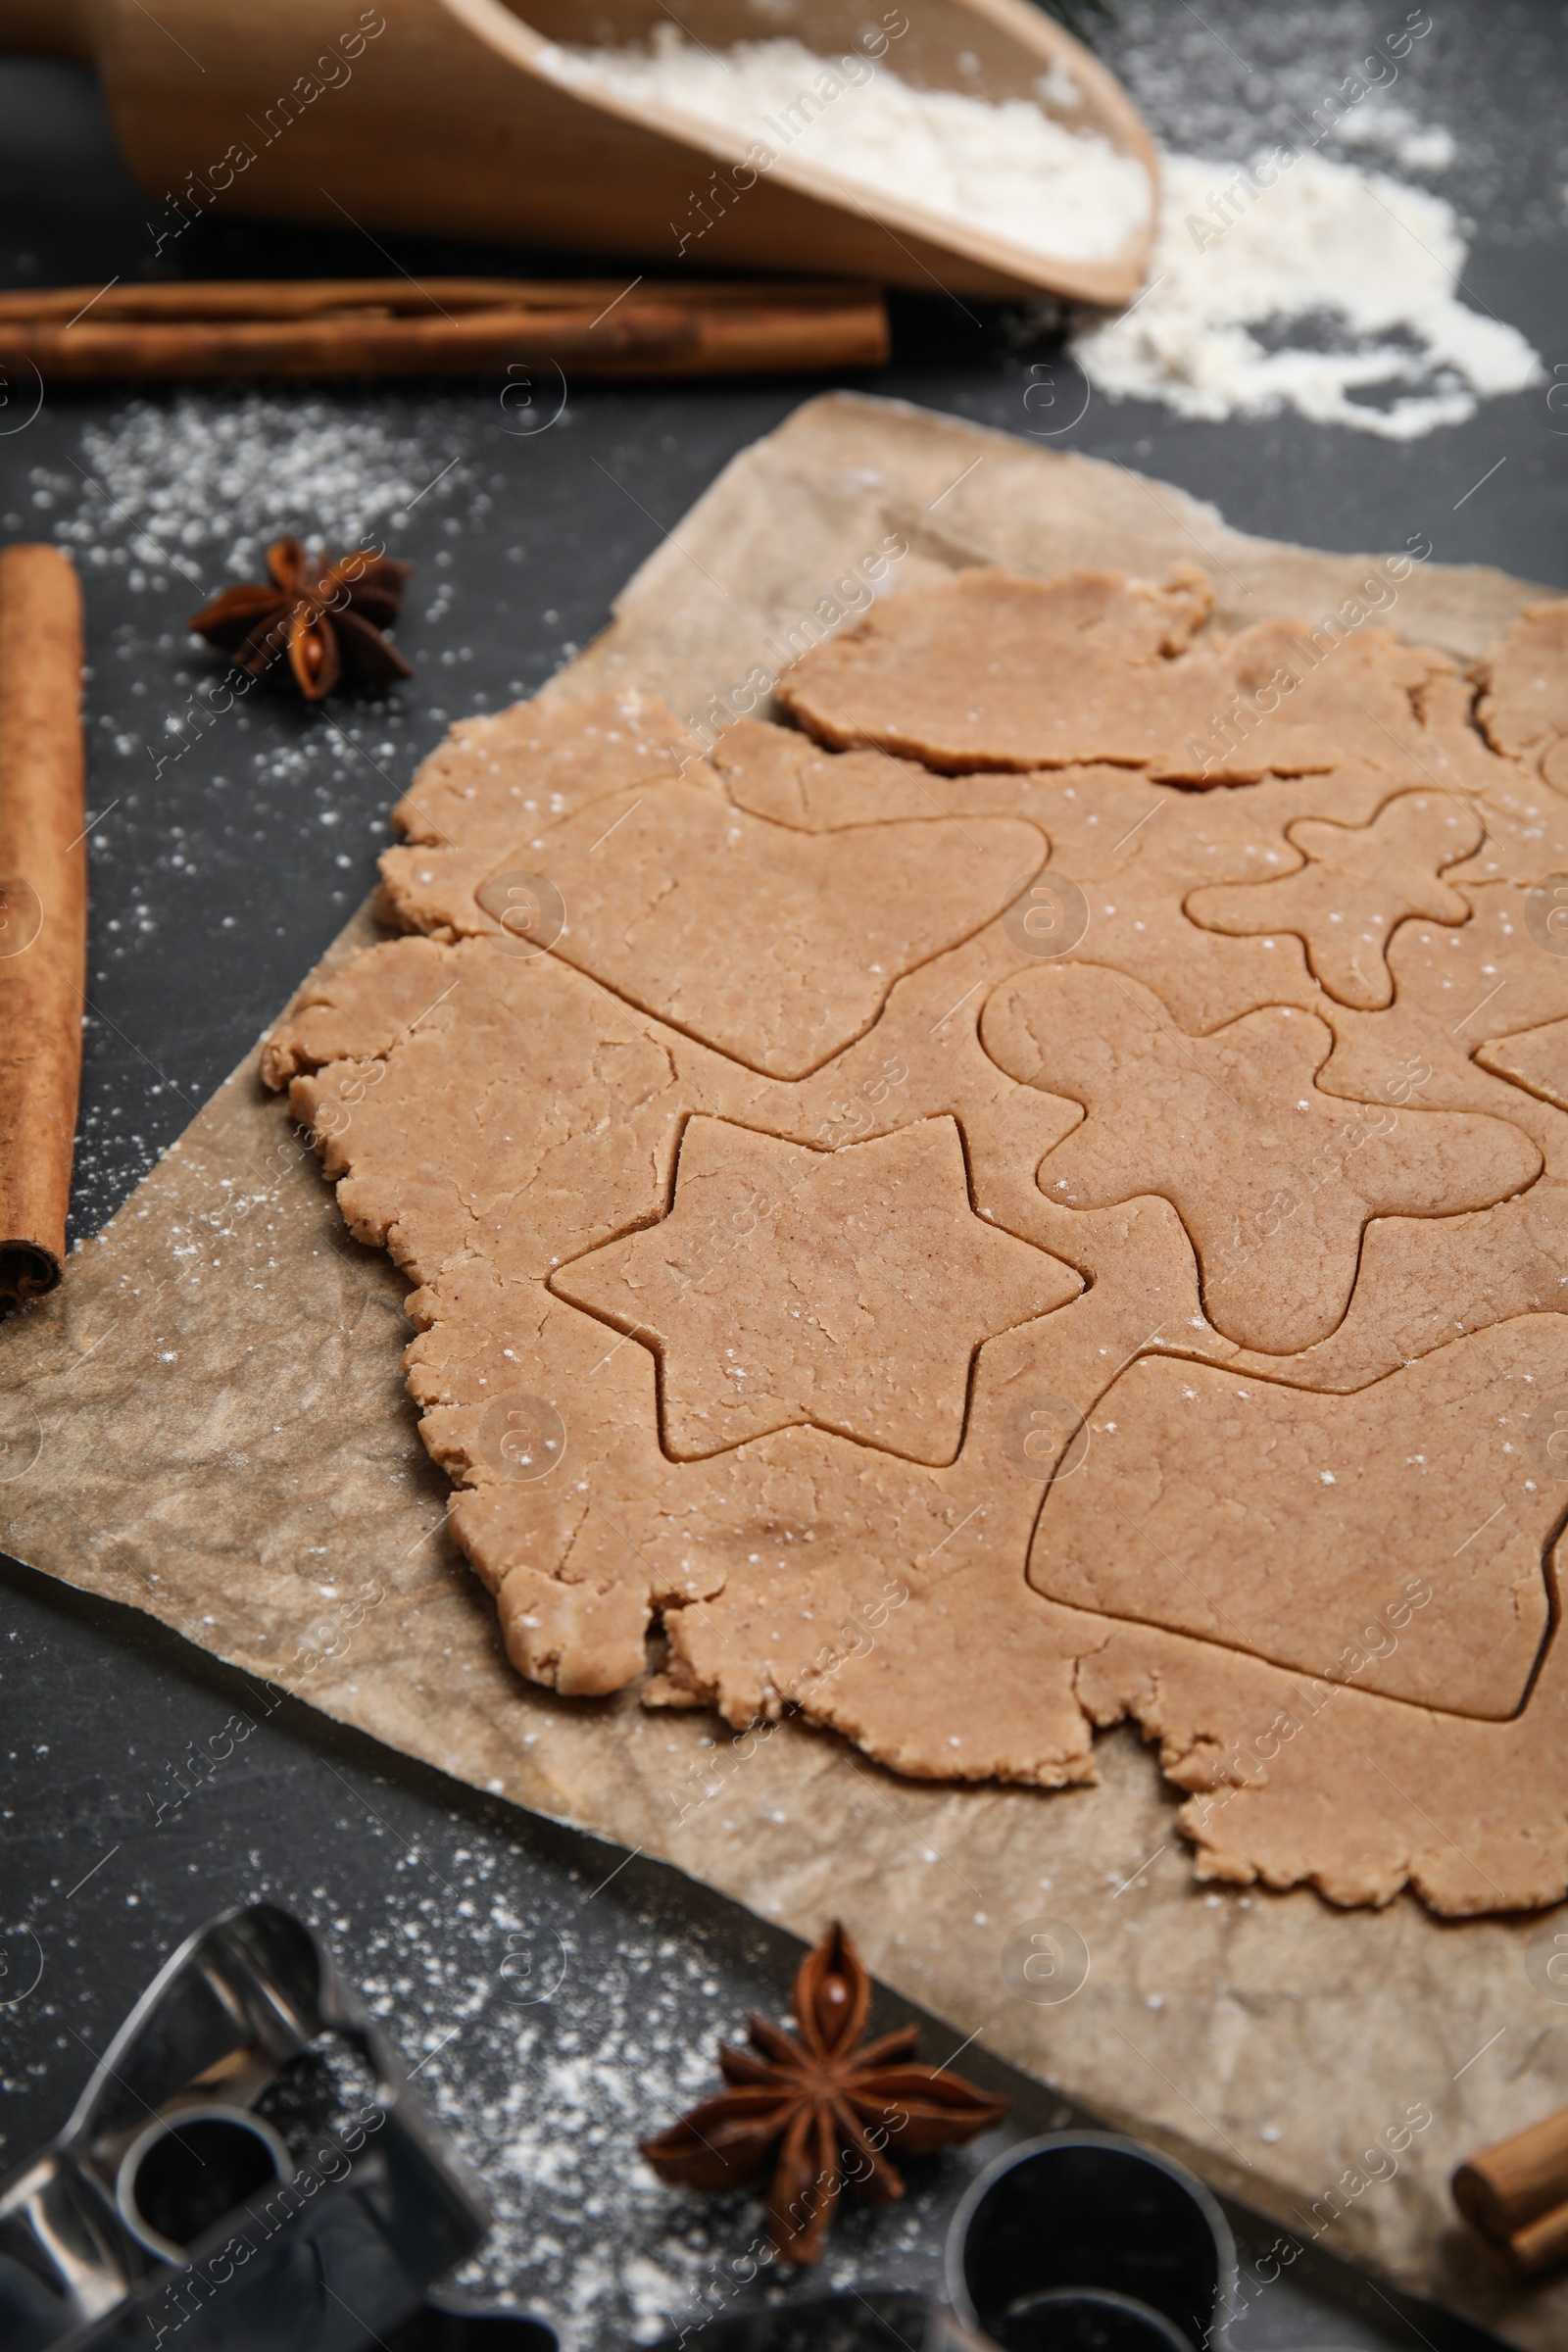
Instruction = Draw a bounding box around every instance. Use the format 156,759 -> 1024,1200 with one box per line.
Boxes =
1186,791 -> 1483,1009
552,1115 -> 1080,1465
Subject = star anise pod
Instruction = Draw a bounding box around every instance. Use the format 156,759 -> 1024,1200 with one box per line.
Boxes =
642,1921 -> 1007,2265
188,535 -> 413,702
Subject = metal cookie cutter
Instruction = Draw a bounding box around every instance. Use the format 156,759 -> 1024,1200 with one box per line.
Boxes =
947,2132 -> 1238,2352
0,1902 -> 532,2352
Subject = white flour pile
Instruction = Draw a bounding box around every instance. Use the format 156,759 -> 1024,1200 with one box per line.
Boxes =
1074,147 -> 1540,438
539,29 -> 1152,265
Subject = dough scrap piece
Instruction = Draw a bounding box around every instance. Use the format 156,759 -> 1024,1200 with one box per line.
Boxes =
379,688 -> 710,938
1477,599 -> 1568,766
775,565 -> 1455,785
1029,1325 -> 1557,1718
498,1564 -> 651,1698
1450,799 -> 1568,890
275,937 -> 753,1288
263,932 -> 474,1090
553,1113 -> 1080,1465
710,717 -> 967,830
1479,1016 -> 1568,1112
1187,791 -> 1482,1009
259,564 -> 1568,1914
1315,894 -> 1568,1129
981,962 -> 1540,1354
1076,1614 -> 1568,1914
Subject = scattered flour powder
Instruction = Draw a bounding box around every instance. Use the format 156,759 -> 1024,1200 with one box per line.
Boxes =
538,29 -> 1152,266
1329,100 -> 1456,173
1073,147 -> 1542,438
50,394 -> 466,585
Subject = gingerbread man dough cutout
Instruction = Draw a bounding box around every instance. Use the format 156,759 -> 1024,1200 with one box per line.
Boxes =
981,963 -> 1539,1354
1187,792 -> 1483,1009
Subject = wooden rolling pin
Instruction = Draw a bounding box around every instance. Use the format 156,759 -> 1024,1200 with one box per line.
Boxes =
0,548 -> 86,1309
1453,2105 -> 1568,2276
0,0 -> 1155,306
0,276 -> 889,381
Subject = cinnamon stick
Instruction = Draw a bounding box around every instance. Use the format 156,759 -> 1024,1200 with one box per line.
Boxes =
0,277 -> 889,381
0,276 -> 850,318
1505,2196 -> 1568,2278
1453,2103 -> 1568,2276
0,546 -> 86,1308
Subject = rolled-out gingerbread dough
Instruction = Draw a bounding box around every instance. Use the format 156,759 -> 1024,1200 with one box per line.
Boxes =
260,556 -> 1568,1920
19,398 -> 1568,2347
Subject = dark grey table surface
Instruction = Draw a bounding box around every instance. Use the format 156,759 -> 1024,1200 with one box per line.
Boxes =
1,2 -> 1563,2345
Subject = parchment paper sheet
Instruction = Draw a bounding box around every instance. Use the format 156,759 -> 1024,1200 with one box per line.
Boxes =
4,392 -> 1564,2345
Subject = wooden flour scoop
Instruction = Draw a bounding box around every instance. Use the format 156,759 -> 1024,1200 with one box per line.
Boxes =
0,0 -> 1156,306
